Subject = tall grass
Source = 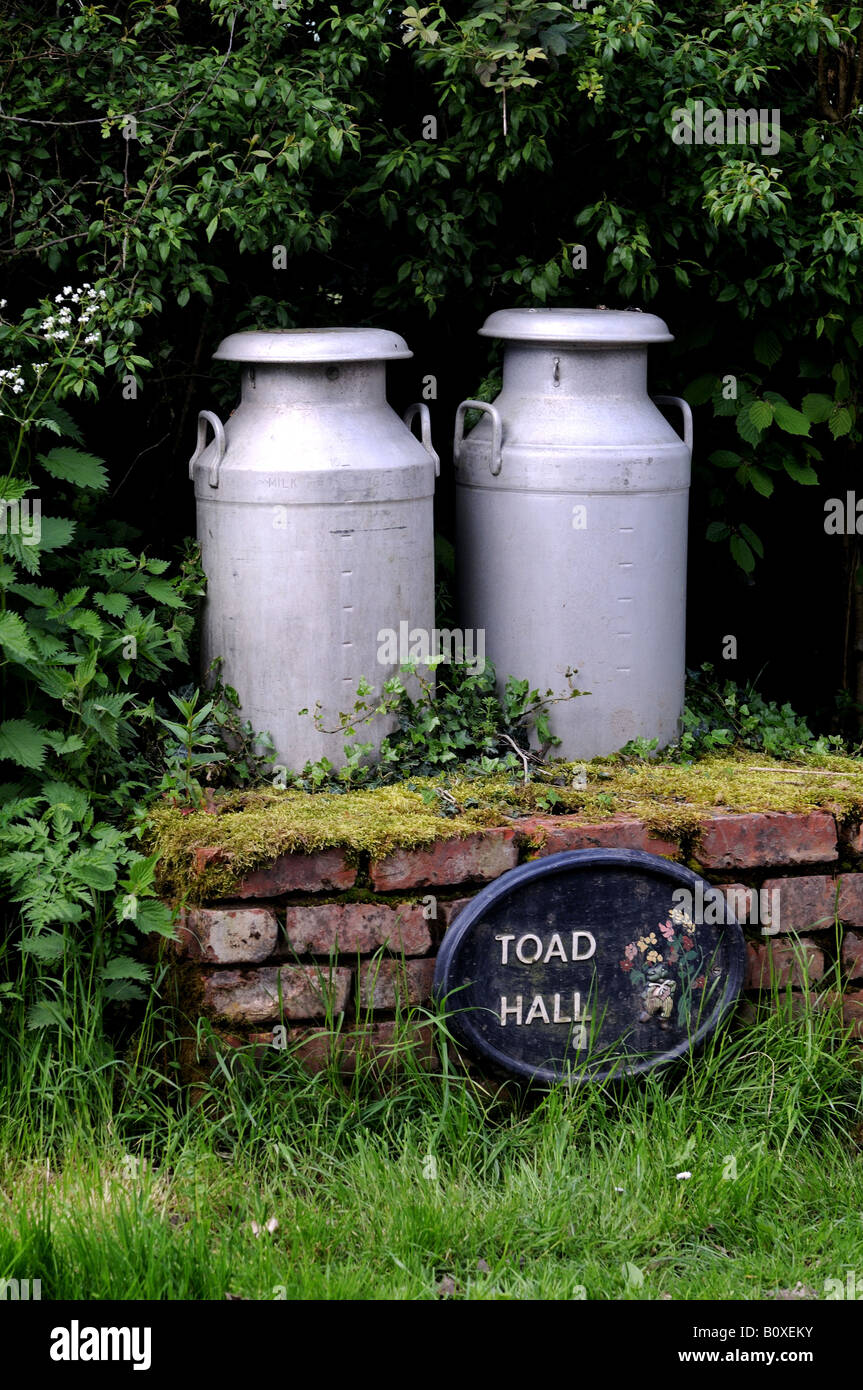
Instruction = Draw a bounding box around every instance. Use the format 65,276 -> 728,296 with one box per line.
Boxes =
0,967 -> 861,1299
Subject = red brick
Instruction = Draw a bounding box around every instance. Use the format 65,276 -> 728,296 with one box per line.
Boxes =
438,897 -> 474,927
841,989 -> 863,1037
697,812 -> 837,870
721,883 -> 757,924
178,906 -> 278,964
200,964 -> 351,1023
812,989 -> 863,1038
745,938 -> 824,991
838,874 -> 863,927
357,957 -> 436,1010
281,903 -> 431,956
517,814 -> 679,859
760,876 -> 837,934
842,931 -> 863,981
280,1020 -> 438,1074
369,829 -> 517,891
232,848 -> 356,897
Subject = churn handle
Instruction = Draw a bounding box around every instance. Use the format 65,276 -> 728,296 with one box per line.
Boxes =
652,395 -> 694,455
453,399 -> 503,476
188,409 -> 226,488
402,402 -> 440,477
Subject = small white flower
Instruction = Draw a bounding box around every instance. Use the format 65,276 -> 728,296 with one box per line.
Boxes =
614,1186 -> 625,1193
676,1171 -> 692,1180
0,299 -> 6,308
84,333 -> 99,345
250,1217 -> 279,1237
54,294 -> 63,303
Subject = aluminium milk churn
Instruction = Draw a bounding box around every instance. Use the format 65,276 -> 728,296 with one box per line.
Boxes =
453,307 -> 692,759
189,327 -> 438,770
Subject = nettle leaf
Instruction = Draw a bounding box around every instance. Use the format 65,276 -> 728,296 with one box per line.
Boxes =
36,516 -> 76,551
65,608 -> 105,638
41,732 -> 86,756
100,955 -> 151,983
26,1000 -> 71,1033
66,851 -> 116,892
20,930 -> 69,961
37,447 -> 109,491
37,403 -> 84,443
129,898 -> 178,937
0,610 -> 35,662
0,720 -> 48,769
94,591 -> 131,617
41,779 -> 91,820
101,979 -> 146,1003
143,578 -> 184,608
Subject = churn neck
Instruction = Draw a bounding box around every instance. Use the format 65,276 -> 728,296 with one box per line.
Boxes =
212,327 -> 412,406
480,306 -> 673,399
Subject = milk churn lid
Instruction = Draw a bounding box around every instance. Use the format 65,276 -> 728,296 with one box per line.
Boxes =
213,327 -> 413,363
478,307 -> 673,345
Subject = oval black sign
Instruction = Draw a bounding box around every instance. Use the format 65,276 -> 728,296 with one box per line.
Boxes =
434,849 -> 746,1085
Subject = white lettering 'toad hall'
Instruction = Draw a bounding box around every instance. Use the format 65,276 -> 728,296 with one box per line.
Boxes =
495,931 -> 597,965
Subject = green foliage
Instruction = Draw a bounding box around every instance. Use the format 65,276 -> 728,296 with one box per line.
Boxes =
620,664 -> 851,763
295,660 -> 584,789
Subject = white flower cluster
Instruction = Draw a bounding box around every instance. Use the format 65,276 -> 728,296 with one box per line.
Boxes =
40,284 -> 107,344
0,365 -> 25,394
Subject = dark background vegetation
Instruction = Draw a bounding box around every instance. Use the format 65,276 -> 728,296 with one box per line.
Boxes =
2,1 -> 861,727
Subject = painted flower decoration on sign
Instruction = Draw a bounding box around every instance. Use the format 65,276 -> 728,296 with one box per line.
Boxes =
620,905 -> 719,1030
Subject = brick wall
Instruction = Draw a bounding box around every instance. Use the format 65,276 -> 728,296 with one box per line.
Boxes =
167,809 -> 863,1076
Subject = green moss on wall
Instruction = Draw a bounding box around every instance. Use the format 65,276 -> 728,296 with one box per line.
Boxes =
144,752 -> 863,902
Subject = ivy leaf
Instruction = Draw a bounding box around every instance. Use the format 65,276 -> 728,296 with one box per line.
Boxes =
753,330 -> 782,366
749,399 -> 774,431
730,534 -> 755,573
37,447 -> 109,491
783,458 -> 819,484
801,393 -> 833,423
771,401 -> 811,435
739,523 -> 764,559
748,466 -> 774,498
736,408 -> 764,445
830,405 -> 853,439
